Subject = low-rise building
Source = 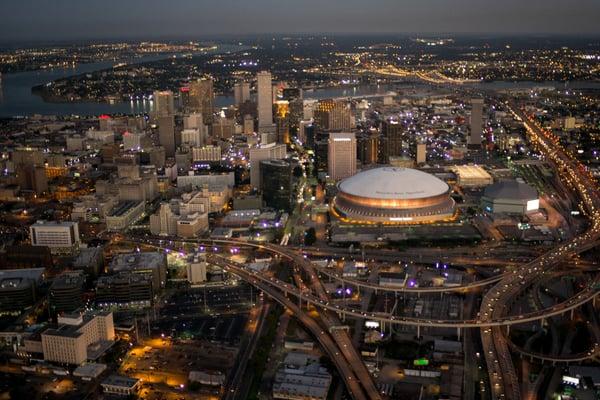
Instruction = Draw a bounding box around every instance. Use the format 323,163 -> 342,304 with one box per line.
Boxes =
273,352 -> 332,400
450,165 -> 493,187
109,252 -> 167,290
105,201 -> 145,231
378,271 -> 408,288
96,272 -> 154,308
101,375 -> 140,396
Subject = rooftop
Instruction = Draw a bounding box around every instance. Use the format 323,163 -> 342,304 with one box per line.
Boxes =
338,167 -> 449,200
483,180 -> 538,200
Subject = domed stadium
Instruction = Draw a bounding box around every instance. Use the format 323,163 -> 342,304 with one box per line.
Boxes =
331,167 -> 456,224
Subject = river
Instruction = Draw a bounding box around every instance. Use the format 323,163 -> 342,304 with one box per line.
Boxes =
1,54 -> 599,118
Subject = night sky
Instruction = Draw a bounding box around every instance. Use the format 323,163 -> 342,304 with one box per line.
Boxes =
1,0 -> 600,41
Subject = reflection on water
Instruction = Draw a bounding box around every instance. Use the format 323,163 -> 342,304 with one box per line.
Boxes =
0,45 -> 246,118
1,55 -> 599,118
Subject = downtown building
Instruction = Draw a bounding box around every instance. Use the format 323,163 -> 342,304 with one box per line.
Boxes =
29,220 -> 80,255
260,159 -> 294,212
327,132 -> 356,181
30,310 -> 115,365
189,78 -> 214,124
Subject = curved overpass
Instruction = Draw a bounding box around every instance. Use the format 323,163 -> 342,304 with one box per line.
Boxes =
206,253 -> 600,328
507,340 -> 600,365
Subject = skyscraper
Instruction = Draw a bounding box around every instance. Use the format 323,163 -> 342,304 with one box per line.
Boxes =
183,113 -> 204,130
469,98 -> 484,148
328,132 -> 356,181
314,99 -> 354,131
260,159 -> 293,212
153,90 -> 175,117
357,131 -> 379,165
416,142 -> 427,164
249,143 -> 287,189
380,119 -> 404,164
243,114 -> 255,134
234,81 -> 251,105
257,71 -> 274,129
275,100 -> 290,144
158,115 -> 176,157
189,78 -> 214,124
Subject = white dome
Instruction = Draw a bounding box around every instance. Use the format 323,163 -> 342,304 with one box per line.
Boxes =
338,167 -> 449,200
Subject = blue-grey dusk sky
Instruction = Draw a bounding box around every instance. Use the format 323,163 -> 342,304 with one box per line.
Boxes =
1,0 -> 599,41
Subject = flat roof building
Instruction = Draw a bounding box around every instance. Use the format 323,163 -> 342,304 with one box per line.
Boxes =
450,165 -> 493,187
109,252 -> 167,290
41,310 -> 115,365
30,221 -> 80,254
49,271 -> 85,314
101,375 -> 140,396
482,180 -> 539,215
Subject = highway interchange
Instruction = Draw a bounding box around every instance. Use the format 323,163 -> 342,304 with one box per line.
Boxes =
113,87 -> 600,399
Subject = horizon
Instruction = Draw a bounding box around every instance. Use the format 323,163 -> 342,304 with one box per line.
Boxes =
1,32 -> 600,47
1,0 -> 600,42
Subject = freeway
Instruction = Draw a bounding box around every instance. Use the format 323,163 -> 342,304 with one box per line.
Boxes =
206,253 -> 600,329
480,102 -> 600,400
223,299 -> 269,400
506,341 -> 600,365
207,255 -> 370,400
125,236 -> 600,329
312,262 -> 504,293
285,246 -> 382,400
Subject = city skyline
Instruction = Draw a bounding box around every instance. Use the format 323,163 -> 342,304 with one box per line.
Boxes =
1,0 -> 600,42
1,3 -> 600,398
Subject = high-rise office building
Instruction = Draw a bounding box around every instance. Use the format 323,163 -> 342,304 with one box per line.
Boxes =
249,143 -> 287,189
328,132 -> 356,181
416,142 -> 427,164
234,81 -> 251,105
257,71 -> 274,129
212,116 -> 236,139
153,90 -> 175,117
157,115 -> 176,157
189,78 -> 214,124
314,99 -> 354,131
184,113 -> 204,130
275,100 -> 290,144
179,86 -> 190,109
260,159 -> 293,212
469,98 -> 484,148
357,132 -> 379,165
380,119 -> 404,164
243,114 -> 254,134
298,120 -> 315,147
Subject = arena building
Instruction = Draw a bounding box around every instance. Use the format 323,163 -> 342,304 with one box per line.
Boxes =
331,167 -> 456,224
481,180 -> 539,215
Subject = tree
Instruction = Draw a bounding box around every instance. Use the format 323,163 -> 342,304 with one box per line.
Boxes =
304,227 -> 317,246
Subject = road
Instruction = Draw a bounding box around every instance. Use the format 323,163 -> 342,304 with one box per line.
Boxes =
223,299 -> 269,400
479,101 -> 600,400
